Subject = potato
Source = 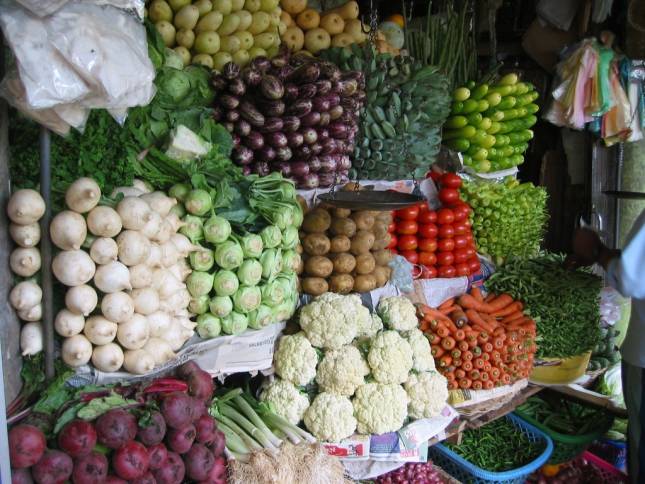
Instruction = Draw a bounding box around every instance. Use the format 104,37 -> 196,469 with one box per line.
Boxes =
373,266 -> 390,287
296,243 -> 303,255
331,253 -> 356,274
350,230 -> 375,255
303,233 -> 330,255
329,235 -> 351,253
305,256 -> 333,277
373,249 -> 394,266
332,207 -> 351,218
302,208 -> 331,233
296,257 -> 304,275
375,211 -> 393,224
372,221 -> 388,239
371,233 -> 391,251
350,211 -> 375,231
353,274 -> 376,293
302,277 -> 328,295
330,217 -> 356,237
296,195 -> 308,213
329,274 -> 354,294
355,253 -> 376,274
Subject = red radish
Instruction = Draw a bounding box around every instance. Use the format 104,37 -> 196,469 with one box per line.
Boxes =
137,411 -> 166,446
95,409 -> 137,449
184,444 -> 214,481
104,476 -> 127,484
152,451 -> 185,484
113,441 -> 149,480
9,424 -> 46,468
211,430 -> 226,457
11,468 -> 33,484
58,420 -> 97,458
31,450 -> 73,484
160,392 -> 194,429
187,369 -> 214,400
130,472 -> 156,484
195,415 -> 217,445
197,456 -> 227,484
166,424 -> 196,454
148,443 -> 168,470
72,451 -> 108,484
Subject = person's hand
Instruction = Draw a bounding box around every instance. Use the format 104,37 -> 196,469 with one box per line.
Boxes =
569,228 -> 604,267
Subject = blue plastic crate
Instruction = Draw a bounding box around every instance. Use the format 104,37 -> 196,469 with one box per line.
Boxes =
428,413 -> 554,484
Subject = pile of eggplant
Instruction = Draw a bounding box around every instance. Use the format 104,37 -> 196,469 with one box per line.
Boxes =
211,49 -> 365,189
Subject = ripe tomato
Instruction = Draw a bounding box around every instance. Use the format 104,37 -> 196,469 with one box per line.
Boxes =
418,251 -> 436,266
453,221 -> 468,235
440,173 -> 462,189
418,223 -> 438,239
437,238 -> 455,252
452,204 -> 470,221
437,208 -> 455,225
418,238 -> 438,252
418,202 -> 429,212
465,246 -> 476,259
428,171 -> 442,182
454,235 -> 468,249
401,250 -> 419,264
397,235 -> 418,251
417,210 -> 437,224
387,234 -> 398,249
395,206 -> 419,221
438,224 -> 455,238
421,265 -> 437,279
453,248 -> 469,263
468,257 -> 481,273
465,233 -> 474,244
438,265 -> 456,278
396,220 -> 418,235
455,263 -> 470,276
438,188 -> 460,205
436,251 -> 454,266
388,221 -> 397,233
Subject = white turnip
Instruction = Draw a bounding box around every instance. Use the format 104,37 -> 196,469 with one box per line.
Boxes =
90,237 -> 118,264
160,290 -> 191,313
57,420 -> 97,458
184,444 -> 215,481
145,243 -> 162,268
49,211 -> 87,251
154,270 -> 184,299
117,230 -> 151,266
166,424 -> 196,454
7,189 -> 45,225
8,424 -> 46,468
161,392 -> 195,429
10,222 -> 41,248
52,250 -> 95,287
170,233 -> 202,257
61,334 -> 93,367
117,197 -> 151,231
94,261 -> 131,293
141,210 -> 163,240
91,343 -> 124,373
87,206 -> 122,238
117,314 -> 149,350
54,309 -> 85,337
129,264 -> 153,289
141,191 -> 176,216
65,284 -> 98,316
10,248 -> 41,277
160,241 -> 179,268
10,281 -> 42,311
65,177 -> 101,213
132,179 -> 152,194
95,408 -> 137,449
113,441 -> 149,480
147,311 -> 172,338
130,288 -> 160,315
195,415 -> 217,445
152,451 -> 185,484
168,259 -> 191,282
143,337 -> 175,366
31,450 -> 73,484
112,186 -> 143,198
18,303 -> 42,322
152,219 -> 174,244
72,451 -> 108,484
137,410 -> 166,446
83,316 -> 117,345
20,322 -> 43,356
165,213 -> 184,232
123,349 -> 155,374
101,291 -> 134,324
148,443 -> 168,470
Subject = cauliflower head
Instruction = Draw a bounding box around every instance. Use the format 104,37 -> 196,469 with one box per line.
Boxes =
316,345 -> 370,396
357,313 -> 384,340
352,383 -> 408,435
377,296 -> 418,331
299,292 -> 370,349
368,330 -> 414,384
304,392 -> 357,442
274,332 -> 318,386
260,378 -> 310,425
403,328 -> 436,372
404,371 -> 449,419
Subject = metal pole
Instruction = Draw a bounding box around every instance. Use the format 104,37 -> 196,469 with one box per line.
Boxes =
614,143 -> 624,248
39,127 -> 55,381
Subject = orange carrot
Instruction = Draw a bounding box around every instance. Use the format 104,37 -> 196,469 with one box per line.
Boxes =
439,298 -> 455,310
492,301 -> 523,318
483,362 -> 492,372
483,342 -> 493,353
473,358 -> 485,369
454,329 -> 466,341
471,286 -> 485,303
468,369 -> 481,380
431,345 -> 445,358
441,337 -> 456,351
472,381 -> 483,390
450,309 -> 468,327
484,380 -> 494,389
419,320 -> 431,331
481,353 -> 490,361
459,378 -> 472,389
455,369 -> 466,379
439,355 -> 452,368
462,350 -> 474,361
436,326 -> 450,338
450,349 -> 461,359
448,381 -> 459,390
502,311 -> 525,324
458,294 -> 494,313
453,358 -> 463,368
466,309 -> 496,332
462,360 -> 473,371
480,371 -> 490,381
485,293 -> 496,303
487,294 -> 514,312
439,305 -> 457,315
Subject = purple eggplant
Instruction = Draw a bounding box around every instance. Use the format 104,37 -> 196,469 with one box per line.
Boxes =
338,172 -> 349,183
224,122 -> 234,133
233,145 -> 254,165
258,99 -> 285,117
293,145 -> 312,160
253,161 -> 271,176
267,132 -> 288,148
317,128 -> 330,140
356,90 -> 367,102
258,145 -> 277,161
326,94 -> 341,108
312,97 -> 330,112
339,79 -> 358,96
271,48 -> 290,68
212,105 -> 224,121
219,94 -> 240,110
319,155 -> 338,173
290,51 -> 312,67
298,83 -> 317,99
288,63 -> 320,83
275,146 -> 293,162
283,83 -> 299,101
234,119 -> 251,137
329,122 -> 350,139
260,75 -> 284,100
301,127 -> 318,145
308,156 -> 321,173
223,62 -> 240,80
211,73 -> 228,91
341,97 -> 359,111
241,67 -> 262,86
239,100 -> 265,127
320,138 -> 336,155
319,62 -> 341,82
339,111 -> 354,124
260,117 -> 284,133
291,161 -> 310,178
335,140 -> 347,153
273,161 -> 292,177
282,116 -> 301,133
297,173 -> 320,189
301,111 -> 321,127
319,112 -> 331,126
251,56 -> 271,72
286,99 -> 312,118
228,78 -> 246,96
341,71 -> 362,82
273,65 -> 294,81
232,134 -> 241,146
338,155 -> 351,170
310,143 -> 322,155
242,165 -> 252,176
226,110 -> 240,122
286,132 -> 304,147
315,80 -> 332,95
244,130 -> 265,150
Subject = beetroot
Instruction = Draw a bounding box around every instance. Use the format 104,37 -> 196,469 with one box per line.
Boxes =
11,468 -> 33,484
72,451 -> 108,484
152,452 -> 185,484
130,472 -> 156,484
31,450 -> 73,484
137,411 -> 166,446
184,444 -> 215,481
166,424 -> 196,454
9,424 -> 47,468
148,443 -> 168,470
104,476 -> 127,484
95,409 -> 137,449
191,398 -> 207,420
176,360 -> 199,379
160,392 -> 194,429
195,415 -> 217,445
210,430 -> 226,457
197,456 -> 227,484
187,369 -> 214,400
58,420 -> 97,458
113,441 -> 149,480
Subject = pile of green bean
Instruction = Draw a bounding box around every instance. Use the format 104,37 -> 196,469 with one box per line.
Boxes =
444,418 -> 545,472
486,253 -> 602,359
517,396 -> 611,435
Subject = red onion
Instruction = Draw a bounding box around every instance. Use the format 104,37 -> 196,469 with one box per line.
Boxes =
315,79 -> 332,95
319,155 -> 338,172
273,162 -> 291,177
293,145 -> 312,160
320,139 -> 336,155
252,161 -> 270,176
244,130 -> 264,150
232,134 -> 241,146
329,105 -> 343,120
326,94 -> 340,107
318,128 -> 330,140
267,132 -> 288,148
338,155 -> 351,171
318,172 -> 337,187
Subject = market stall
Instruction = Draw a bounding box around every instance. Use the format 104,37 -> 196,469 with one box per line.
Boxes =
0,0 -> 640,482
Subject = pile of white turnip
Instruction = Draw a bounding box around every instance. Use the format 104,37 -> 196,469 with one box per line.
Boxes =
7,188 -> 46,357
51,177 -> 202,374
9,361 -> 227,484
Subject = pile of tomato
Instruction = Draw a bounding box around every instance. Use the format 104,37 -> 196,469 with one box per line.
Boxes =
388,173 -> 481,279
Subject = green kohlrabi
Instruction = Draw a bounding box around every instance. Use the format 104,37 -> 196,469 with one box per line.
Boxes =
190,249 -> 215,271
260,279 -> 285,307
239,233 -> 264,258
260,248 -> 282,281
213,270 -> 239,297
186,271 -> 214,297
221,311 -> 248,335
272,296 -> 297,322
260,225 -> 282,249
281,250 -> 301,274
210,295 -> 233,318
233,286 -> 262,313
180,215 -> 204,242
204,215 -> 232,244
215,240 -> 244,270
169,203 -> 186,218
189,295 -> 210,315
237,259 -> 263,286
280,226 -> 299,250
185,189 -> 213,216
169,183 -> 191,202
248,305 -> 273,329
197,313 -> 221,338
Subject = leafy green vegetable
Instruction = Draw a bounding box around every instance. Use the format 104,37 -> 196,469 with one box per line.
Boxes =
77,393 -> 138,421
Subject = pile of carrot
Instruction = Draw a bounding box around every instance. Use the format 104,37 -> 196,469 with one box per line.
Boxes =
417,287 -> 537,391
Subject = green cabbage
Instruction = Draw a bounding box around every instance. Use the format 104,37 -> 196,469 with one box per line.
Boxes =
248,304 -> 273,329
237,259 -> 263,286
221,311 -> 248,335
215,240 -> 244,270
209,295 -> 233,318
212,270 -> 239,297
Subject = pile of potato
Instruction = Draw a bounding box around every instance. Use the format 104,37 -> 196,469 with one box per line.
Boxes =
299,205 -> 393,295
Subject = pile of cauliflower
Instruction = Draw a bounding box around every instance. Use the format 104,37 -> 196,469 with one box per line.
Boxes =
260,293 -> 449,442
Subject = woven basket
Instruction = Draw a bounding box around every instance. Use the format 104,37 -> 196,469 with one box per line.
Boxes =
456,391 -> 519,419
